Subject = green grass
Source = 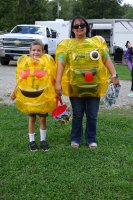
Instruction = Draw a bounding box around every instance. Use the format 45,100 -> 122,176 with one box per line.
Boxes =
115,64 -> 131,80
0,104 -> 133,200
0,62 -> 132,200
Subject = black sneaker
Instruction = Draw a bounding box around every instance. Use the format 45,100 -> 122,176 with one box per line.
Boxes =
29,141 -> 38,151
40,140 -> 49,151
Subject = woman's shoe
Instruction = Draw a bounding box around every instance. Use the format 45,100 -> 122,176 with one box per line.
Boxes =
88,142 -> 97,150
128,92 -> 133,97
71,142 -> 79,149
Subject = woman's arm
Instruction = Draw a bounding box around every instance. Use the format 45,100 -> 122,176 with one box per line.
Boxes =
104,56 -> 120,85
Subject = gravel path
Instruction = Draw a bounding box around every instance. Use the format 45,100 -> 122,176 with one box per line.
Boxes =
0,62 -> 133,109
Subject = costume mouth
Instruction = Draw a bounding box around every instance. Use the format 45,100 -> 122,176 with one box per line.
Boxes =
20,89 -> 44,98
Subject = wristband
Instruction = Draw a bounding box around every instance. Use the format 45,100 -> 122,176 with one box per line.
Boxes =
112,74 -> 118,78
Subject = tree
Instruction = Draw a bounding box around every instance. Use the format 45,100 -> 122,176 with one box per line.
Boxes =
15,0 -> 48,24
0,0 -> 48,30
0,0 -> 18,30
0,0 -> 132,31
122,4 -> 133,19
72,0 -> 123,19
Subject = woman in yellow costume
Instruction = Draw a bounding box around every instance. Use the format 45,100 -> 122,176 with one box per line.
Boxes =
55,16 -> 120,149
11,40 -> 57,151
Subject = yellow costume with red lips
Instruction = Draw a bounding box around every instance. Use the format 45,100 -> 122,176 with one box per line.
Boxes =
16,54 -> 57,114
56,36 -> 110,97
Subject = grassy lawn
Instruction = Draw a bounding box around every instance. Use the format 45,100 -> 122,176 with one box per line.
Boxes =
115,64 -> 131,80
1,63 -> 132,200
0,104 -> 133,200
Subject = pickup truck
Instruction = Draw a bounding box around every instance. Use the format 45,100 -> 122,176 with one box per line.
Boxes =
0,24 -> 57,65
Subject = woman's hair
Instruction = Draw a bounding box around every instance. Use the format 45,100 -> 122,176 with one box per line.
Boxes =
70,16 -> 90,38
30,39 -> 44,51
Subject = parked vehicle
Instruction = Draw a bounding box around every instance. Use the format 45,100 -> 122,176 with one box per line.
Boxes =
0,24 -> 57,65
35,19 -> 70,45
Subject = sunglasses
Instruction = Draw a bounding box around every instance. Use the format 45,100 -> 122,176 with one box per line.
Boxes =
73,23 -> 86,29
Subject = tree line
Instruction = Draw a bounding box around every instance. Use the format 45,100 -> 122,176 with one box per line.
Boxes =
0,0 -> 133,31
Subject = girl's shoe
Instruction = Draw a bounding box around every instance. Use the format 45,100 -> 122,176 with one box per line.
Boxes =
40,140 -> 49,151
29,141 -> 38,151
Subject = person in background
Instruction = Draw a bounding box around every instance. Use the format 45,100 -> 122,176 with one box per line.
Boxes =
10,40 -> 57,151
124,41 -> 133,97
55,16 -> 119,149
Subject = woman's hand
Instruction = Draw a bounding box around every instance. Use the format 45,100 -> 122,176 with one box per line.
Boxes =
111,77 -> 120,86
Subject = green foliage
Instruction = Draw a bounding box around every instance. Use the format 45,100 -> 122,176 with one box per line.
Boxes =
0,104 -> 133,200
0,0 -> 18,30
122,5 -> 133,19
0,0 -> 133,30
73,0 -> 123,19
15,0 -> 48,24
0,0 -> 48,30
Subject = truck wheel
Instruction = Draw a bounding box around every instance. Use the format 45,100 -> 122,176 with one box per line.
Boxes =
44,45 -> 48,54
0,58 -> 10,65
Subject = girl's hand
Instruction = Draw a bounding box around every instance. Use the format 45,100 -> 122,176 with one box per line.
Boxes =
10,92 -> 16,100
55,82 -> 62,96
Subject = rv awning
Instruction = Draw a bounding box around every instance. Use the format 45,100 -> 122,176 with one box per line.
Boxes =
92,24 -> 112,30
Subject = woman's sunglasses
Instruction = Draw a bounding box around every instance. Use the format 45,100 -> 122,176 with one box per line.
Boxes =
73,23 -> 86,29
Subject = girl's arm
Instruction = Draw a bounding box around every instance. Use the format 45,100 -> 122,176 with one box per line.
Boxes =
55,60 -> 65,96
10,83 -> 18,100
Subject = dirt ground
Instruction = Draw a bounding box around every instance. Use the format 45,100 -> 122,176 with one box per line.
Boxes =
0,62 -> 133,109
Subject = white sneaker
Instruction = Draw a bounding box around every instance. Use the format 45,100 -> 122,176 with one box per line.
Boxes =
71,142 -> 79,149
128,92 -> 133,97
88,142 -> 97,150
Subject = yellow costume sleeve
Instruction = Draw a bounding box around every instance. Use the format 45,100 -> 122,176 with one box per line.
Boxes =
15,54 -> 57,114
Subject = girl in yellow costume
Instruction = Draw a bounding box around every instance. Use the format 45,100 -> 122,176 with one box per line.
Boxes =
11,40 -> 57,151
55,16 -> 120,149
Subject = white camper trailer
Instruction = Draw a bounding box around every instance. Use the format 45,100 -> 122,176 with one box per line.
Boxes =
88,19 -> 133,54
35,19 -> 71,45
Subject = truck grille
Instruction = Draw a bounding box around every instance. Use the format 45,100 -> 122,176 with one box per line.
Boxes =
5,50 -> 29,55
3,38 -> 34,48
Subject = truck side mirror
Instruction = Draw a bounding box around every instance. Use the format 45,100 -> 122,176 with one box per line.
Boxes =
47,33 -> 50,38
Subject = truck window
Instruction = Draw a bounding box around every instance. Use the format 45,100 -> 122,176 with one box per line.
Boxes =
11,26 -> 43,35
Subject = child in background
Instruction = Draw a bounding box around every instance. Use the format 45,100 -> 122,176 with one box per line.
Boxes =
124,41 -> 133,97
10,40 -> 57,151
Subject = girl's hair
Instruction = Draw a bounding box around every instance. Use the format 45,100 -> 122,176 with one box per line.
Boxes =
70,16 -> 90,38
30,39 -> 44,51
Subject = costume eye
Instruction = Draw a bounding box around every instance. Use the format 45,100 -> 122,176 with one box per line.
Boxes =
90,50 -> 99,60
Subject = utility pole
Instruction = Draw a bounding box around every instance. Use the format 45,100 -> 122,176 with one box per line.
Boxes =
57,1 -> 61,18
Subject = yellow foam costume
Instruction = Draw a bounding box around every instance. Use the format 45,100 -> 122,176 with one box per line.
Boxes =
56,36 -> 110,97
16,54 -> 57,114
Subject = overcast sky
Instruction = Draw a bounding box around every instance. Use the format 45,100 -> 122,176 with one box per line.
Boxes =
122,0 -> 133,5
